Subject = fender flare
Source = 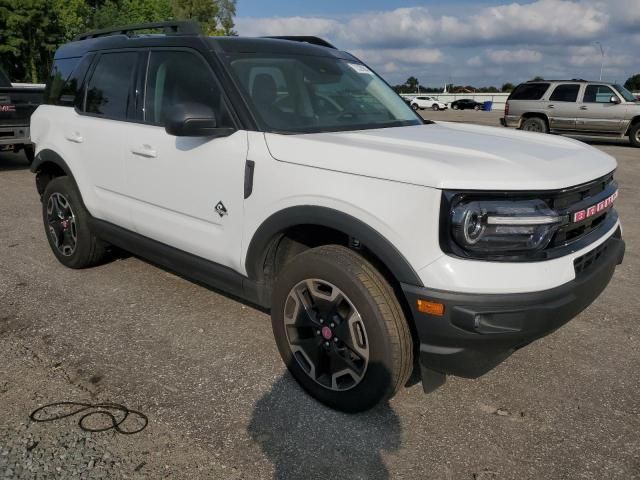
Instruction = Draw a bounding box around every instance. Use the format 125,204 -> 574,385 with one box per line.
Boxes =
245,206 -> 424,287
30,148 -> 73,177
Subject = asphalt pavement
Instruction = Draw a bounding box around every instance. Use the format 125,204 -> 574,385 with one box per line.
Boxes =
1,117 -> 639,479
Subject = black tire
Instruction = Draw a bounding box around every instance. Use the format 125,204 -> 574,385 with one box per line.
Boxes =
42,176 -> 107,268
271,245 -> 413,413
452,104 -> 459,110
629,122 -> 640,148
411,103 -> 419,111
473,105 -> 480,111
432,104 -> 439,111
521,116 -> 549,134
24,145 -> 34,165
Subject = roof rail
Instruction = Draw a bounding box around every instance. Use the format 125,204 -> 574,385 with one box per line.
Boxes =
74,21 -> 202,41
263,36 -> 337,49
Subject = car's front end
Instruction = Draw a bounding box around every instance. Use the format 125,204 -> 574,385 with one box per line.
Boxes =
401,172 -> 624,389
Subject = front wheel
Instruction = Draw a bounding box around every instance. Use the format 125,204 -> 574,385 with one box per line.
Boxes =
271,245 -> 413,413
452,104 -> 459,110
629,123 -> 640,148
474,105 -> 480,111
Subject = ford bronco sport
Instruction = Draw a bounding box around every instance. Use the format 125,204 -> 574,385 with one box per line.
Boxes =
30,22 -> 625,412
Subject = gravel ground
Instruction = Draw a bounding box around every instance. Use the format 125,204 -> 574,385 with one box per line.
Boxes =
1,118 -> 639,479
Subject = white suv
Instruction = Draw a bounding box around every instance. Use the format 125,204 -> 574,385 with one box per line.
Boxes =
410,95 -> 448,111
30,22 -> 625,412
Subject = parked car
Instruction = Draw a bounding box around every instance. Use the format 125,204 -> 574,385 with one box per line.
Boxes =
0,67 -> 44,163
502,80 -> 640,147
410,96 -> 448,111
450,98 -> 484,110
30,22 -> 624,412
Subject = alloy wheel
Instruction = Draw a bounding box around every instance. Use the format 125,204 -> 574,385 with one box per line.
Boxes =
283,279 -> 370,391
46,192 -> 77,256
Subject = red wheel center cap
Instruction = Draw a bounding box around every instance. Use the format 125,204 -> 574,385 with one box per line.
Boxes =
321,326 -> 333,340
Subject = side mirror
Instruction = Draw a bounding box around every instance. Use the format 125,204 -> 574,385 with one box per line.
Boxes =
610,96 -> 621,104
164,102 -> 230,137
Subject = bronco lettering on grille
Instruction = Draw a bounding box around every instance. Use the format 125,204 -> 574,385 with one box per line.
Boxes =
573,190 -> 618,223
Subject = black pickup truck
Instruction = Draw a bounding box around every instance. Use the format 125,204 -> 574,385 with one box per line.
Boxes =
0,67 -> 44,164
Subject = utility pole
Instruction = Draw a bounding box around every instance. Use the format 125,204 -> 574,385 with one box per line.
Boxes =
595,42 -> 605,81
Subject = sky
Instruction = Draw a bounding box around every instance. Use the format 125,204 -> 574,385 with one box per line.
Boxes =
235,0 -> 640,88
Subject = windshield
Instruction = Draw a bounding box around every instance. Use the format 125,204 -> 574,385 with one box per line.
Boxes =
615,84 -> 638,102
226,53 -> 422,133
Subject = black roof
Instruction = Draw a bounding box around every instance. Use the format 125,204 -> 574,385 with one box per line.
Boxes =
55,21 -> 353,61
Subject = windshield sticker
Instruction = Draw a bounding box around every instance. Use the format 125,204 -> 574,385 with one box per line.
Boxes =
348,63 -> 374,75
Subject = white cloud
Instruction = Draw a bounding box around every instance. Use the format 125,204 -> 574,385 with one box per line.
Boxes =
467,56 -> 483,67
352,48 -> 444,66
486,49 -> 543,64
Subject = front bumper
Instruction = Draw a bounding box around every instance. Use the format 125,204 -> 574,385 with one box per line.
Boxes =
0,125 -> 31,146
402,230 -> 624,389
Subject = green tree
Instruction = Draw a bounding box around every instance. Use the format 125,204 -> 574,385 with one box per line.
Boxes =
624,74 -> 640,91
501,82 -> 515,92
92,0 -> 173,29
531,76 -> 544,81
0,0 -> 62,82
172,0 -> 236,35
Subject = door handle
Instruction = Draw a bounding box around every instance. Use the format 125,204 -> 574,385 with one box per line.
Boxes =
130,145 -> 157,158
65,132 -> 83,143
547,105 -> 555,109
579,106 -> 588,110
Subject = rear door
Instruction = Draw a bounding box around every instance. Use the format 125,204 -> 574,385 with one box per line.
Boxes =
546,83 -> 581,131
575,84 -> 624,133
123,48 -> 247,270
70,50 -> 140,229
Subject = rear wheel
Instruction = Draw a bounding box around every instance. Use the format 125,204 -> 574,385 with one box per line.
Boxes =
271,245 -> 413,413
432,104 -> 439,111
42,177 -> 107,268
452,104 -> 459,110
521,116 -> 549,134
629,122 -> 640,147
474,104 -> 480,111
411,103 -> 419,111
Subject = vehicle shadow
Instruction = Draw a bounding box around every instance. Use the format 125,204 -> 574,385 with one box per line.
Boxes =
248,373 -> 402,480
0,151 -> 30,171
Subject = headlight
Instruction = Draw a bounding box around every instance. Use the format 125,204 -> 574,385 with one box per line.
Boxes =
445,197 -> 567,258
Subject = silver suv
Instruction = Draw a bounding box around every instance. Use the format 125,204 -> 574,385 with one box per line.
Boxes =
501,80 -> 640,147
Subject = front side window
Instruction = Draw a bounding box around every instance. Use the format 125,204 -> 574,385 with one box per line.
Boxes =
85,52 -> 137,120
549,84 -> 580,102
226,53 -> 422,133
584,85 -> 617,103
144,50 -> 232,127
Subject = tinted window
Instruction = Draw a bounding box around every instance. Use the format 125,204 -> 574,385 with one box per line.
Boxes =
85,52 -> 137,119
510,83 -> 550,100
144,50 -> 231,127
549,84 -> 580,102
45,55 -> 92,107
584,85 -> 616,103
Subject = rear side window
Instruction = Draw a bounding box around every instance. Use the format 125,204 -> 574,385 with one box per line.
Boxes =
144,50 -> 231,127
85,52 -> 137,120
45,55 -> 93,107
583,85 -> 616,103
509,83 -> 550,100
549,84 -> 580,102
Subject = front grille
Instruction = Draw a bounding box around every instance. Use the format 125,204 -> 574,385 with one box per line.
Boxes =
547,173 -> 617,250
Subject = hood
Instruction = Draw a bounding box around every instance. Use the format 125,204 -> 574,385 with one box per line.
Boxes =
264,122 -> 617,190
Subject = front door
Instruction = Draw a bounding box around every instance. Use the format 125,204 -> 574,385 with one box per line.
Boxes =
124,49 -> 248,271
575,84 -> 625,133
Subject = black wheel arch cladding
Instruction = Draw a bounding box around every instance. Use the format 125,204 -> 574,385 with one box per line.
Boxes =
245,206 -> 424,287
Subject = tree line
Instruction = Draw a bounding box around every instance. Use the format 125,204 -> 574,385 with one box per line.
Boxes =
0,0 -> 236,83
393,75 -> 640,95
